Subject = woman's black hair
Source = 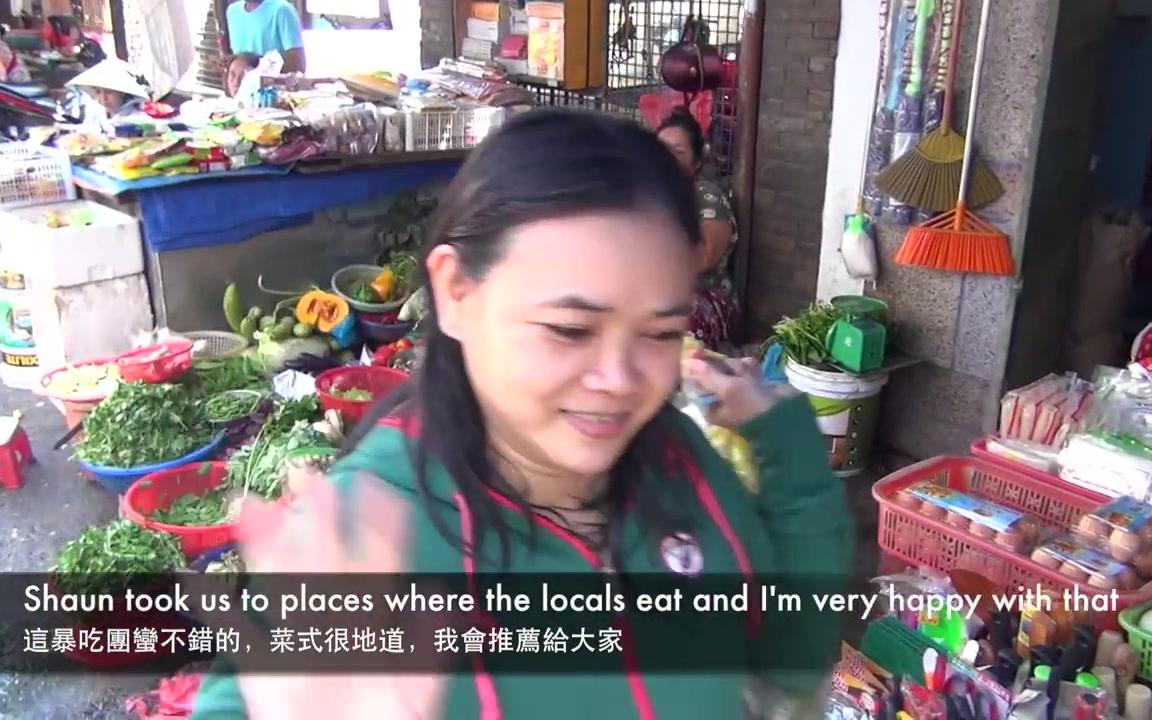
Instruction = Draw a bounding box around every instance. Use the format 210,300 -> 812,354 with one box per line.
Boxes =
344,107 -> 701,571
230,53 -> 260,69
656,106 -> 706,164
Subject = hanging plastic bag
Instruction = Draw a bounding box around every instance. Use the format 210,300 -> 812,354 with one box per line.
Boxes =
680,336 -> 758,492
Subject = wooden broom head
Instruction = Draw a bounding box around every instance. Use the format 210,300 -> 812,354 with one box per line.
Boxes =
876,140 -> 1004,212
894,204 -> 1015,276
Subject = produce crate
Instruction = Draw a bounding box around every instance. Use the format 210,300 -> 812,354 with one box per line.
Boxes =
873,456 -> 1148,633
0,143 -> 75,210
122,462 -> 236,560
403,107 -> 506,152
1119,600 -> 1152,680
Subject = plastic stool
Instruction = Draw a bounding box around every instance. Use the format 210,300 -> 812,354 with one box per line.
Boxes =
0,427 -> 34,490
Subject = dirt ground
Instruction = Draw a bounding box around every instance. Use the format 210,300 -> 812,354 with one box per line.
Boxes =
0,384 -> 160,720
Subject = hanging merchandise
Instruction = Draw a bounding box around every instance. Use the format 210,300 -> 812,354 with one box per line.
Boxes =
893,0 -> 1015,275
658,0 -> 722,107
839,4 -> 889,282
875,0 -> 1002,213
885,0 -> 934,224
864,0 -> 910,217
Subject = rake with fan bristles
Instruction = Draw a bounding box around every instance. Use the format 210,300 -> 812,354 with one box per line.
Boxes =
875,0 -> 1003,213
894,0 -> 1014,275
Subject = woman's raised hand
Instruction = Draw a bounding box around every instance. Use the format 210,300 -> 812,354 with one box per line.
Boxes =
683,352 -> 799,429
208,468 -> 449,720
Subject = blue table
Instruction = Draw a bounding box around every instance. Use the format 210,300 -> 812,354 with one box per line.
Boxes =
73,158 -> 462,253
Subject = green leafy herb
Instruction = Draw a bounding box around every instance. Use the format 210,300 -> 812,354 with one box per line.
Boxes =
387,250 -> 418,299
53,521 -> 185,596
205,390 -> 263,423
350,280 -> 377,303
150,488 -> 236,526
772,302 -> 843,367
188,356 -> 268,397
224,397 -> 328,500
76,382 -> 214,468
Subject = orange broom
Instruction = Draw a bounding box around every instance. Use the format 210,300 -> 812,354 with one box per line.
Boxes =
894,0 -> 1015,276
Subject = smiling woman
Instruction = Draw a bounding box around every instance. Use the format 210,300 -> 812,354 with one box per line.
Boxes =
191,108 -> 851,720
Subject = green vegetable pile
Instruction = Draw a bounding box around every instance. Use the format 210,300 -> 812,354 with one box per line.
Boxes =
149,485 -> 235,526
350,280 -> 377,303
77,382 -> 215,468
204,390 -> 263,423
225,396 -> 328,500
53,521 -> 185,596
772,302 -> 844,367
386,249 -> 418,299
188,356 -> 268,397
331,386 -> 373,402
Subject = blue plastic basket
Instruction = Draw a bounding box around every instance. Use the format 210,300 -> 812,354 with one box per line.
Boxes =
77,434 -> 227,495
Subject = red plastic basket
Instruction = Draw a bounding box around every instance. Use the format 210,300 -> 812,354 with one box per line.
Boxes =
315,366 -> 408,425
115,340 -> 195,384
122,462 -> 236,560
873,456 -> 1148,633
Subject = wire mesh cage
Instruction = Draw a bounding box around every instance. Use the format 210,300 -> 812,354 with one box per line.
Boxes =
513,0 -> 744,187
0,143 -> 76,210
403,107 -> 508,152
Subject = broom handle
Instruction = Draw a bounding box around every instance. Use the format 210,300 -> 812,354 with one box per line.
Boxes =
956,0 -> 991,212
854,2 -> 891,208
940,0 -> 963,131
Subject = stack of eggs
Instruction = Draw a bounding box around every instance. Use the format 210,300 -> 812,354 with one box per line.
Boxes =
1027,496 -> 1152,592
894,482 -> 1043,554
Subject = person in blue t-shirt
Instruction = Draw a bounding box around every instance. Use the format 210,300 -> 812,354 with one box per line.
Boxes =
225,0 -> 306,74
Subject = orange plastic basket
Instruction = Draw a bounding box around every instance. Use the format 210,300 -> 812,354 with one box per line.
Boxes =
873,456 -> 1149,633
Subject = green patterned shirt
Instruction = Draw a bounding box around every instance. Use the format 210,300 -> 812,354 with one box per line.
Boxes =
696,179 -> 737,297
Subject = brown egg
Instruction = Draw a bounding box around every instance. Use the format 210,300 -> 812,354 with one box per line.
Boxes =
996,528 -> 1025,552
1133,551 -> 1152,579
947,512 -> 970,530
1032,548 -> 1062,569
896,491 -> 922,511
1019,519 -> 1041,543
1088,573 -> 1119,591
1109,529 -> 1142,563
921,504 -> 946,520
1060,563 -> 1089,583
971,523 -> 997,539
1079,514 -> 1108,538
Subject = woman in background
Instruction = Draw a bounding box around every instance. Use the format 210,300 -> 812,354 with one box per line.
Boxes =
0,25 -> 31,83
656,108 -> 739,351
225,53 -> 260,98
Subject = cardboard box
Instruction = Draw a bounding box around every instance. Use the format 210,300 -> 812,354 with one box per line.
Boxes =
466,17 -> 502,43
463,37 -> 497,61
471,1 -> 502,21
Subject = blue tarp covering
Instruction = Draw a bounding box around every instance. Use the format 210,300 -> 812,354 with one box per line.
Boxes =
73,160 -> 461,253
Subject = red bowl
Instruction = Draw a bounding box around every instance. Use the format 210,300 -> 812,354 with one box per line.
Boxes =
115,340 -> 194,384
315,366 -> 408,425
122,462 -> 237,560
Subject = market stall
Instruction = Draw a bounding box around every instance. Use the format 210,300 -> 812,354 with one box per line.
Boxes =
39,55 -> 533,331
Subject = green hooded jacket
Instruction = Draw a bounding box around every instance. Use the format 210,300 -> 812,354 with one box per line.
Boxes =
191,394 -> 853,719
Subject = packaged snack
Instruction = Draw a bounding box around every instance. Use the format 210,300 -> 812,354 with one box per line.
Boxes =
1029,535 -> 1141,591
1073,496 -> 1152,573
897,481 -> 1043,552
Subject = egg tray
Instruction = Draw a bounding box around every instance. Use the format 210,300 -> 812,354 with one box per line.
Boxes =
873,456 -> 1152,635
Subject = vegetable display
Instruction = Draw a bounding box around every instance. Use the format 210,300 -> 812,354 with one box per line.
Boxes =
772,302 -> 843,367
53,521 -> 185,596
205,390 -> 264,424
77,383 -> 215,468
149,487 -> 237,527
295,291 -> 349,333
225,397 -> 328,499
331,386 -> 373,402
189,356 -> 268,397
44,363 -> 121,398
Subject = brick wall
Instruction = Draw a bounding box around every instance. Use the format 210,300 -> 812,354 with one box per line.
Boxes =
419,0 -> 456,69
745,0 -> 840,337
